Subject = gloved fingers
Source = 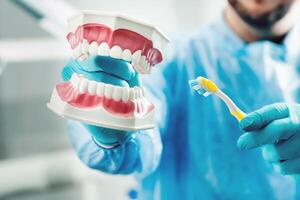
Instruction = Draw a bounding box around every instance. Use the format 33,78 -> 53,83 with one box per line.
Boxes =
83,124 -> 130,146
75,56 -> 139,83
237,117 -> 298,150
62,58 -> 141,87
61,65 -> 76,81
273,156 -> 300,175
93,56 -> 137,81
240,103 -> 289,131
262,134 -> 300,162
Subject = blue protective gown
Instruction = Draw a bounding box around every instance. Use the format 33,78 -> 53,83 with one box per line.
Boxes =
68,15 -> 300,199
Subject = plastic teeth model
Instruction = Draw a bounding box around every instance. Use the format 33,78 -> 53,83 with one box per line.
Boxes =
47,10 -> 169,131
66,10 -> 168,74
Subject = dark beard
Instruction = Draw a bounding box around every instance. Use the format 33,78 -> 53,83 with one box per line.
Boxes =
228,0 -> 292,30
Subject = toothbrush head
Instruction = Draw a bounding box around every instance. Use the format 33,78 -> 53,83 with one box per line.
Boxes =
189,76 -> 218,97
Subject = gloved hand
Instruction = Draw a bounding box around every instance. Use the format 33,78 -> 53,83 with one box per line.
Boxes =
237,103 -> 300,175
62,55 -> 141,148
82,125 -> 132,148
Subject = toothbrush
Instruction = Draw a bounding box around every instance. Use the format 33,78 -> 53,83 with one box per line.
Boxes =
189,76 -> 246,121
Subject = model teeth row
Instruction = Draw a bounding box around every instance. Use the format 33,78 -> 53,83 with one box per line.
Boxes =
70,73 -> 145,102
72,39 -> 151,74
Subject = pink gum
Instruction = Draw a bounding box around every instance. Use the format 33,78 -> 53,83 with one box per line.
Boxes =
66,23 -> 162,66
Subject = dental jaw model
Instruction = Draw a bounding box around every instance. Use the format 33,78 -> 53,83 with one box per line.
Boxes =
47,11 -> 169,131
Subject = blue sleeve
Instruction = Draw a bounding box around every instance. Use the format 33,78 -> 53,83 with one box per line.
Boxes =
68,120 -> 162,175
67,44 -> 179,176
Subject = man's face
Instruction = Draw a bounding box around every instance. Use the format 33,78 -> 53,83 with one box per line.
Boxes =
228,0 -> 295,30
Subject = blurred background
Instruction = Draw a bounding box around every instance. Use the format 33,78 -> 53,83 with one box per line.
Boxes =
0,0 -> 224,199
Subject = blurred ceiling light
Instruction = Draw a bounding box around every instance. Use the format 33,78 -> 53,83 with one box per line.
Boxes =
0,0 -> 77,73
11,0 -> 78,38
0,38 -> 69,63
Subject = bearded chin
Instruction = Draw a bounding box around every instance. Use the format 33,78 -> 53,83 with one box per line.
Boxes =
228,0 -> 290,30
238,13 -> 274,29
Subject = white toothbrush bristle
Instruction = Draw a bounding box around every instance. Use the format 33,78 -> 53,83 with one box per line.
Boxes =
192,85 -> 201,90
189,78 -> 211,97
203,91 -> 211,97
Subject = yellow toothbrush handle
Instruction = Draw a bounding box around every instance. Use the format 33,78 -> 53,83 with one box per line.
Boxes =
230,110 -> 246,121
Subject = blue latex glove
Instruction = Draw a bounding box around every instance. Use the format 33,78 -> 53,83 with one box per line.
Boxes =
62,56 -> 141,148
238,103 -> 300,175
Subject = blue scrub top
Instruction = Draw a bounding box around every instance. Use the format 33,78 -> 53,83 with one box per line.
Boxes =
68,15 -> 300,200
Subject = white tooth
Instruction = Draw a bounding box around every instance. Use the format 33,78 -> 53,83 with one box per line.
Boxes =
78,54 -> 88,61
73,44 -> 82,58
79,79 -> 88,93
129,88 -> 135,100
122,49 -> 132,62
146,62 -> 151,73
140,56 -> 146,65
71,74 -> 80,88
110,46 -> 122,59
122,87 -> 129,102
112,86 -> 122,101
96,82 -> 105,96
139,56 -> 147,73
133,87 -> 137,98
81,39 -> 89,54
138,88 -> 144,98
132,50 -> 142,73
74,74 -> 83,88
141,87 -> 146,97
144,62 -> 149,73
89,41 -> 98,55
88,80 -> 97,95
70,73 -> 77,82
98,42 -> 110,56
136,89 -> 140,99
104,84 -> 113,98
132,50 -> 141,62
135,87 -> 141,98
78,74 -> 85,78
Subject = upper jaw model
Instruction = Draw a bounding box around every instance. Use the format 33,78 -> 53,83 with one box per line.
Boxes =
47,10 -> 169,131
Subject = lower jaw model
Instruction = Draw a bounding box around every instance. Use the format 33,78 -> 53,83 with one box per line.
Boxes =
48,72 -> 155,130
47,11 -> 169,131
